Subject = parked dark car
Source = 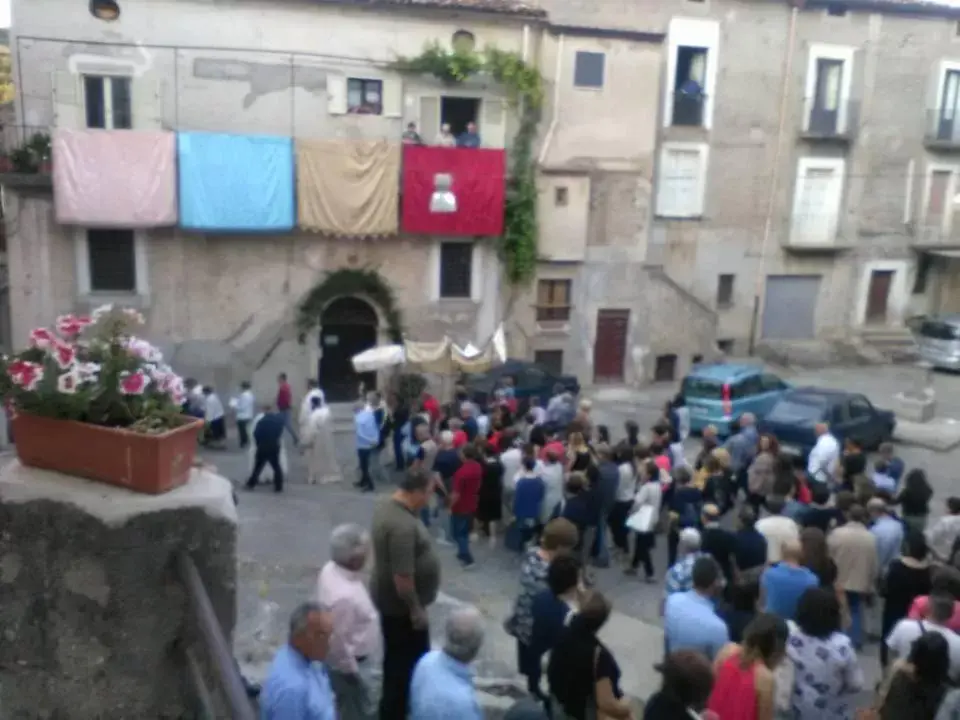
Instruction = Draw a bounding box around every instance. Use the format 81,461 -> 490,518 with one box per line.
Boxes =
759,387 -> 896,457
463,359 -> 580,410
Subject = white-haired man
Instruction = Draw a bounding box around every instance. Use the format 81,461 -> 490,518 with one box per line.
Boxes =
317,524 -> 379,720
261,602 -> 336,720
409,606 -> 485,720
664,528 -> 714,598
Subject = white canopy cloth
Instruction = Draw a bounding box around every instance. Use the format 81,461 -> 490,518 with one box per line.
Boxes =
351,344 -> 406,373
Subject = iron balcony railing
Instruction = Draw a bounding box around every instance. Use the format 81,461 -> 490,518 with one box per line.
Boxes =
670,92 -> 707,127
800,98 -> 860,139
925,108 -> 960,146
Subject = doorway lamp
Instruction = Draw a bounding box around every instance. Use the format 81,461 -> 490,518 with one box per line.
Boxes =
430,173 -> 457,214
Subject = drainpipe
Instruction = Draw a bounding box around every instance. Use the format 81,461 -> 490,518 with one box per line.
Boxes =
522,24 -> 530,63
537,34 -> 564,166
749,3 -> 799,354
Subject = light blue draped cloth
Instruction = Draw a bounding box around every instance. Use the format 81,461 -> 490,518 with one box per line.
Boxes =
178,132 -> 295,231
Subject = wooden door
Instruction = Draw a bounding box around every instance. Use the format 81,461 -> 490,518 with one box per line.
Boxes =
593,309 -> 629,383
865,270 -> 894,324
319,297 -> 378,402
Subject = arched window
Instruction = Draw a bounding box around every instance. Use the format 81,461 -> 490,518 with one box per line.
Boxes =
452,30 -> 476,53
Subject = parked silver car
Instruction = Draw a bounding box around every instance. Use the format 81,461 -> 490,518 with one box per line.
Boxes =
913,314 -> 960,370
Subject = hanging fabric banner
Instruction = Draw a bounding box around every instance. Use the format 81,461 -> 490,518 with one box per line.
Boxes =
53,129 -> 178,228
400,146 -> 506,237
297,139 -> 400,237
178,132 -> 295,232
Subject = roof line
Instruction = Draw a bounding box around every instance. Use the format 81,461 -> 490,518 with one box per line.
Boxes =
547,24 -> 666,43
802,0 -> 960,20
305,0 -> 546,18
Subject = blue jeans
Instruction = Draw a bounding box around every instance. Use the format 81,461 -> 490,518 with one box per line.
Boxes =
846,591 -> 863,647
592,510 -> 612,567
450,514 -> 474,565
357,448 -> 373,489
280,408 -> 298,444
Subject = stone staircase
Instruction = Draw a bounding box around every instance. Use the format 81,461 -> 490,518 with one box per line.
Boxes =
857,327 -> 919,364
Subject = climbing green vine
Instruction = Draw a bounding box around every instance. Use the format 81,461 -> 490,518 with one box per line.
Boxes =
296,267 -> 403,344
390,43 -> 542,286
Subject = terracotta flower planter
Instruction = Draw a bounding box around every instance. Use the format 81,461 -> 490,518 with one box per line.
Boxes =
12,413 -> 204,494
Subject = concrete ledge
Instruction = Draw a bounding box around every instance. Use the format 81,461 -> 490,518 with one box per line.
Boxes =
893,418 -> 960,451
0,460 -> 239,526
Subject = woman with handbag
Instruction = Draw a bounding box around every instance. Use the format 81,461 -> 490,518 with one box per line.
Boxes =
625,459 -> 662,582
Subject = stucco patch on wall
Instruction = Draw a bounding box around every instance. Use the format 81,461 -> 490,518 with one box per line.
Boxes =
192,58 -> 328,108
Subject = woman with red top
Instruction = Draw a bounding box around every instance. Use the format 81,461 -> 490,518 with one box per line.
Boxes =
706,613 -> 787,720
450,444 -> 484,569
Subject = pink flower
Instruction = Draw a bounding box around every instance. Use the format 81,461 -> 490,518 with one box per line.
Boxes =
29,328 -> 56,350
57,369 -> 80,395
55,314 -> 92,338
8,359 -> 44,391
125,337 -> 163,364
118,370 -> 150,395
49,340 -> 77,370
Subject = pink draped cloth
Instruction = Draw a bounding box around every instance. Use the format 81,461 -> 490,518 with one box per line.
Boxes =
53,129 -> 178,227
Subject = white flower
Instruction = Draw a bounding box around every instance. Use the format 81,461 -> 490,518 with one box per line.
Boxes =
123,308 -> 146,326
91,304 -> 114,322
76,362 -> 101,382
57,369 -> 80,395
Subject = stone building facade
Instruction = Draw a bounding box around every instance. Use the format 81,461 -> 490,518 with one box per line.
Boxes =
538,0 -> 960,356
4,0 -> 539,401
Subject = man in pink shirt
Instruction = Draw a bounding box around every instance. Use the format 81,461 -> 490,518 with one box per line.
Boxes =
317,523 -> 380,720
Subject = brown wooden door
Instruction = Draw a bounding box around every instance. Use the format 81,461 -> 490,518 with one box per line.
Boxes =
593,309 -> 629,383
865,270 -> 894,324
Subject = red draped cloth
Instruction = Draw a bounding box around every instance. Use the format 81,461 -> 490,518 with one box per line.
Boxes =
401,146 -> 506,236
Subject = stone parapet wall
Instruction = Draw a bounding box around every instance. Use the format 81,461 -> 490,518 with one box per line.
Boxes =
0,463 -> 238,719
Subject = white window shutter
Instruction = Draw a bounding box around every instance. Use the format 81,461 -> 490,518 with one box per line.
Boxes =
327,75 -> 347,116
656,150 -> 678,217
132,77 -> 163,130
382,75 -> 403,118
481,99 -> 506,148
51,70 -> 83,129
418,96 -> 440,143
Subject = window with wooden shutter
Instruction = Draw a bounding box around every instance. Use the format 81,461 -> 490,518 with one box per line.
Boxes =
536,279 -> 572,322
481,98 -> 506,148
656,144 -> 707,218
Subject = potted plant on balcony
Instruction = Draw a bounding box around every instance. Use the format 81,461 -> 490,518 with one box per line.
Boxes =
0,305 -> 203,494
26,132 -> 51,173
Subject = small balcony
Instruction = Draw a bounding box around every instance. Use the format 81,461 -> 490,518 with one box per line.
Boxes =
799,98 -> 859,142
924,109 -> 960,150
912,222 -> 960,249
670,92 -> 707,128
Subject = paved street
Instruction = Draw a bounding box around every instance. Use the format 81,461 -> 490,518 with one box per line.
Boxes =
213,363 -> 960,714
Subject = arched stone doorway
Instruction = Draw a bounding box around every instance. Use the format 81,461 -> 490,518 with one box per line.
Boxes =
319,297 -> 378,402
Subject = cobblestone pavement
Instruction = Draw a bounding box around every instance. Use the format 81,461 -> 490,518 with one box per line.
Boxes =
209,364 -> 960,712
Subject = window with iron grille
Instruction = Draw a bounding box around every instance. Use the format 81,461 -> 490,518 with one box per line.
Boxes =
716,274 -> 735,307
87,229 -> 136,292
536,279 -> 572,322
439,242 -> 473,299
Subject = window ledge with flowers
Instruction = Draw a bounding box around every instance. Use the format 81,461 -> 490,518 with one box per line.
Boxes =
0,305 -> 203,494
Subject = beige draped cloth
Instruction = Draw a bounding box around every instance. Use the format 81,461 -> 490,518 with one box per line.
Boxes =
403,338 -> 453,374
296,139 -> 400,237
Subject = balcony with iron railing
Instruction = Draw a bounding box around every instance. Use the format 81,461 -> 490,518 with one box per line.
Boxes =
799,98 -> 859,142
924,109 -> 960,150
911,220 -> 960,249
669,92 -> 708,128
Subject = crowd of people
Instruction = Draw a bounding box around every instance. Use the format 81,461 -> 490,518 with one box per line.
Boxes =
245,374 -> 960,720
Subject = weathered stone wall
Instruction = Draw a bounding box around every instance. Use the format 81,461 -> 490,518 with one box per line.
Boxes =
0,463 -> 238,719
